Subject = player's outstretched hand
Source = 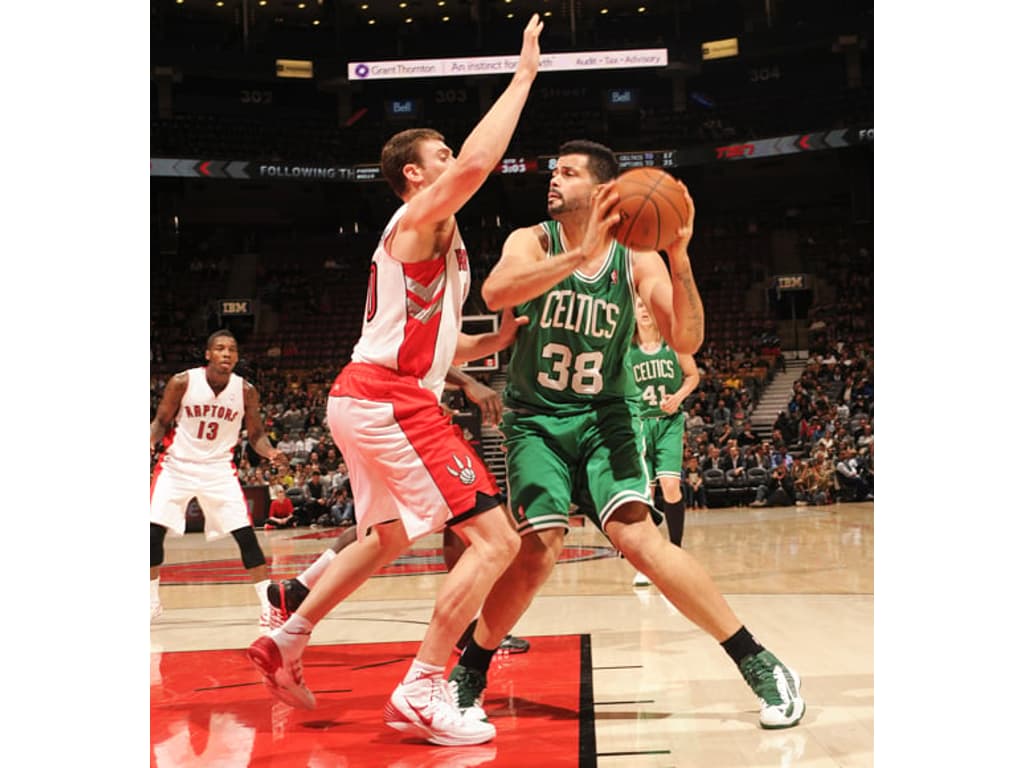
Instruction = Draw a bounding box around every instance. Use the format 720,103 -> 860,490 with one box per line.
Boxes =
462,378 -> 503,428
663,183 -> 695,255
516,14 -> 544,80
495,305 -> 529,351
581,183 -> 621,259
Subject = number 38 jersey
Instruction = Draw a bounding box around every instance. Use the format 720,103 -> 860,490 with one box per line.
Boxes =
503,221 -> 637,415
165,368 -> 245,464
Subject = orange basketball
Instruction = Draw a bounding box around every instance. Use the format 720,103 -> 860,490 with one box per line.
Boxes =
611,168 -> 689,251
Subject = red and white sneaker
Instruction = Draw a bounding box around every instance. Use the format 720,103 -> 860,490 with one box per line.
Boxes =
267,604 -> 289,632
384,676 -> 496,746
247,635 -> 316,710
258,604 -> 289,635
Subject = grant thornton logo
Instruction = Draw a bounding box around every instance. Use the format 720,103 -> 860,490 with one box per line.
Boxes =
354,63 -> 369,78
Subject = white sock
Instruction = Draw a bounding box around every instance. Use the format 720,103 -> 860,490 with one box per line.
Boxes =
403,659 -> 445,684
254,579 -> 271,611
298,549 -> 336,589
150,577 -> 161,605
272,614 -> 313,654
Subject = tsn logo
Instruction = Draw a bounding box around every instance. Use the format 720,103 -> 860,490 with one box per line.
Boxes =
715,143 -> 755,160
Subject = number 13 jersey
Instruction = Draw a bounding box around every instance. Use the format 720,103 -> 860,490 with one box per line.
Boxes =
165,368 -> 245,465
503,221 -> 637,415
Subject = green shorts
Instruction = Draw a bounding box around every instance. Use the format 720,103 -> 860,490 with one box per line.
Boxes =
637,412 -> 684,482
501,401 -> 654,535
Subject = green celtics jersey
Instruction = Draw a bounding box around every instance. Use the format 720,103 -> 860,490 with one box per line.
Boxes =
625,340 -> 682,418
504,221 -> 637,415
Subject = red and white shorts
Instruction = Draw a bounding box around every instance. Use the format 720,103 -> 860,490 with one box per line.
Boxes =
328,363 -> 501,542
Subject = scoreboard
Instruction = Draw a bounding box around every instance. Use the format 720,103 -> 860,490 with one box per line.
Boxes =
497,156 -> 537,175
537,150 -> 677,173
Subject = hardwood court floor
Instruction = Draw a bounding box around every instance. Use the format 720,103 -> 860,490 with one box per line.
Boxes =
150,502 -> 874,767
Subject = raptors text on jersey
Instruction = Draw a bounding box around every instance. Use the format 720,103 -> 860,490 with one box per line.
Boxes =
165,368 -> 245,464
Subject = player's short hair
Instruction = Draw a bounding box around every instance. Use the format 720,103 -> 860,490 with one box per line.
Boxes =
206,329 -> 237,349
557,139 -> 618,183
381,128 -> 445,198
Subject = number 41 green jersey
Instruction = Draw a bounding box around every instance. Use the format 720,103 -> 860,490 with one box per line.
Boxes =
504,221 -> 637,415
625,340 -> 683,419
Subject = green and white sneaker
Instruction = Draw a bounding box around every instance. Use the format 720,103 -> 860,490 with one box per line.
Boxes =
739,650 -> 806,729
449,664 -> 488,721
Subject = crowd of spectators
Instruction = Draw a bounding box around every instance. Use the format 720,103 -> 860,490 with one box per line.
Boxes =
677,227 -> 874,513
671,225 -> 874,512
678,338 -> 873,511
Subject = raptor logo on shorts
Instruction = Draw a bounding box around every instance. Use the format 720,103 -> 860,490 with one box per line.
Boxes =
446,454 -> 477,485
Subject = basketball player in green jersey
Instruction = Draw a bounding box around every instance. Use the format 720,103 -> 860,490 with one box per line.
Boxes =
626,294 -> 700,586
449,140 -> 805,730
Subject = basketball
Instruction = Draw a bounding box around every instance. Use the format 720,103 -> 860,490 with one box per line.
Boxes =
611,168 -> 690,252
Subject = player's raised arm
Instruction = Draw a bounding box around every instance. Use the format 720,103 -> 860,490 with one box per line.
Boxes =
482,183 -> 620,310
632,183 -> 704,354
480,226 -> 549,310
454,306 -> 528,364
402,14 -> 543,231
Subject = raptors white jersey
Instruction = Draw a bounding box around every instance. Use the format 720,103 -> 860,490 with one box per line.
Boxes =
165,368 -> 245,464
351,204 -> 471,400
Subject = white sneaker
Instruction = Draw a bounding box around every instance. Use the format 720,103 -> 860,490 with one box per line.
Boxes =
632,571 -> 651,587
384,676 -> 496,746
449,664 -> 488,721
739,650 -> 806,729
247,634 -> 316,710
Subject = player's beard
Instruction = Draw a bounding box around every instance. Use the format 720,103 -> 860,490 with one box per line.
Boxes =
547,192 -> 582,217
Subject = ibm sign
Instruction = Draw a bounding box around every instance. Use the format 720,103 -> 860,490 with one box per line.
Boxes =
220,300 -> 253,316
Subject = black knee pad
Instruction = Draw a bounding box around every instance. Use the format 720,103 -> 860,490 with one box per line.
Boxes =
151,523 -> 167,568
231,526 -> 266,570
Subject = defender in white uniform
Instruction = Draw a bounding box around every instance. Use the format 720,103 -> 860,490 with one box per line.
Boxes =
249,14 -> 544,748
327,204 -> 491,541
150,329 -> 288,630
